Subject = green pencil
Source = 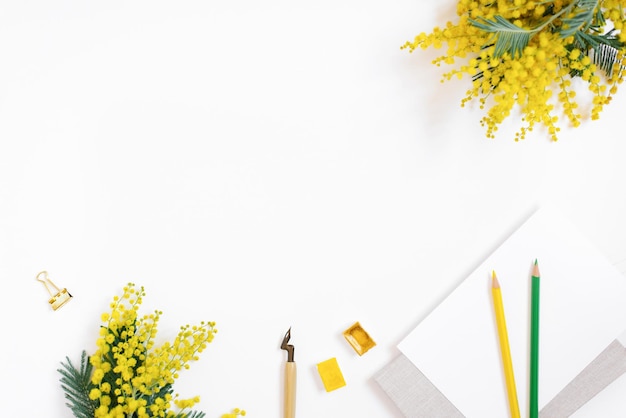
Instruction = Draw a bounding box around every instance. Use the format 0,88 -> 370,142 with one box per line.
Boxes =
530,259 -> 540,418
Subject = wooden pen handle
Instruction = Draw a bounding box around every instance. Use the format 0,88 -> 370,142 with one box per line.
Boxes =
284,361 -> 296,418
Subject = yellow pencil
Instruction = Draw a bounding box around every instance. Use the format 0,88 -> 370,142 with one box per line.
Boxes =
492,271 -> 521,418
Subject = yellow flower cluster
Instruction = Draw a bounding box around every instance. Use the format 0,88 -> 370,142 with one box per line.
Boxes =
403,0 -> 626,141
220,409 -> 246,418
87,283 -> 229,418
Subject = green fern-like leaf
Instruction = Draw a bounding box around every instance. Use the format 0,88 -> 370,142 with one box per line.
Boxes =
144,382 -> 175,407
171,411 -> 207,418
470,15 -> 533,58
568,29 -> 624,77
58,351 -> 97,418
470,0 -> 601,59
574,30 -> 622,50
559,0 -> 600,38
591,42 -> 621,77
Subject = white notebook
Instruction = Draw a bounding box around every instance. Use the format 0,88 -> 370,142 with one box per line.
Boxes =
397,206 -> 626,417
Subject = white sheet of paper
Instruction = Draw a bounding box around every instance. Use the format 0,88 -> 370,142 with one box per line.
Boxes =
398,206 -> 626,418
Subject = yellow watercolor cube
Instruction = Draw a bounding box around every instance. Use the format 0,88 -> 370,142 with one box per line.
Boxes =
343,321 -> 376,356
316,357 -> 346,392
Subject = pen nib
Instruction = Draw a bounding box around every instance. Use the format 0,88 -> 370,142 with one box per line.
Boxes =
281,327 -> 295,362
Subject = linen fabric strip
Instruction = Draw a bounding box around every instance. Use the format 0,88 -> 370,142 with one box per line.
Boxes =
373,354 -> 463,418
375,344 -> 626,418
539,338 -> 626,418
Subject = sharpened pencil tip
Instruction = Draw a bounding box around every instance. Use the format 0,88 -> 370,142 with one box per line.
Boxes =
532,260 -> 540,278
492,271 -> 500,288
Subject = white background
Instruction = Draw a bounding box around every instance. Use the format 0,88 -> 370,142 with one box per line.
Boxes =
1,1 -> 626,417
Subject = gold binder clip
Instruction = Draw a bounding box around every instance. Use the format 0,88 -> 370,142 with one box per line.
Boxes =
36,271 -> 72,310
